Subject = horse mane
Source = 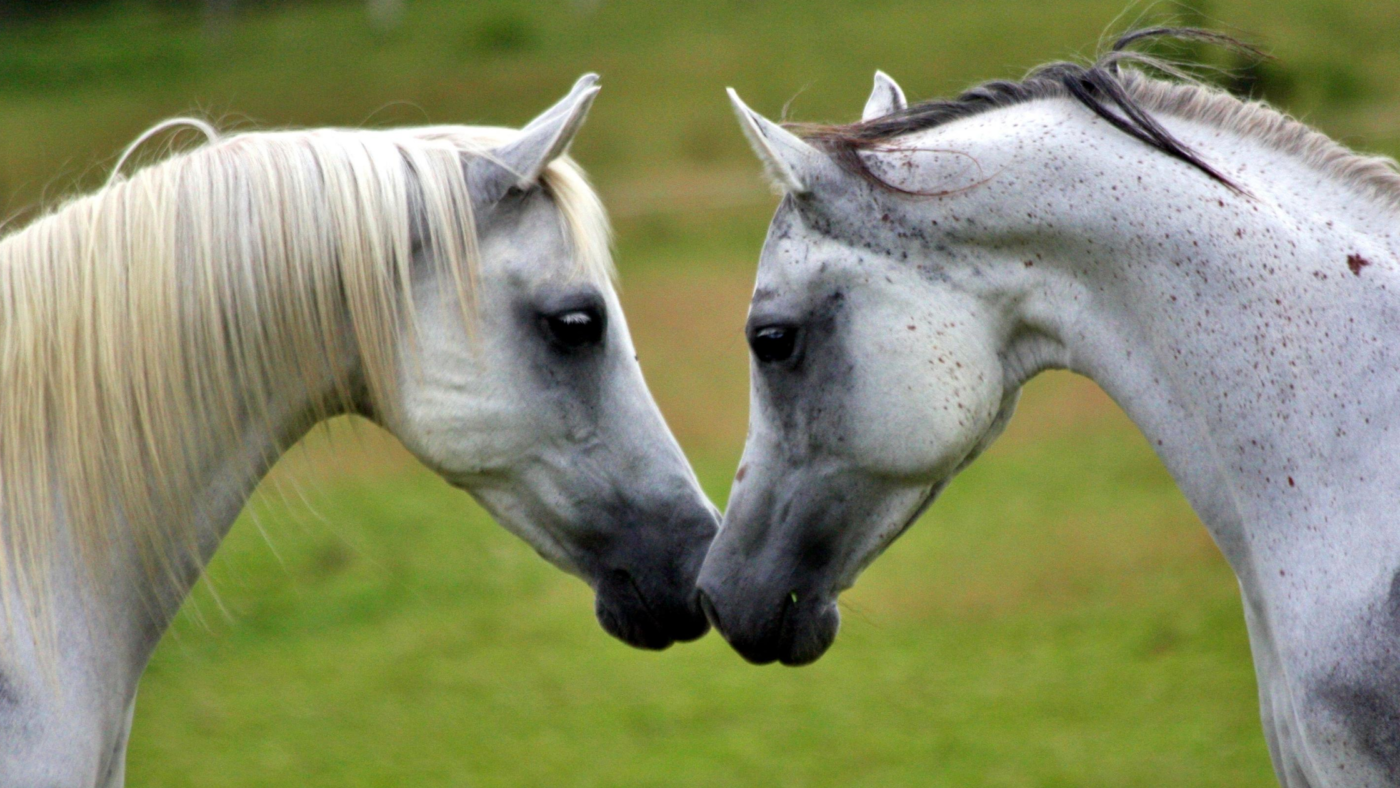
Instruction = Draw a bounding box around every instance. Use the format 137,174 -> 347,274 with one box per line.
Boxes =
0,119 -> 613,635
796,28 -> 1400,212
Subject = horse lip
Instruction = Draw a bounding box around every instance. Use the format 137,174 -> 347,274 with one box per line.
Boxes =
594,566 -> 710,650
670,584 -> 713,643
728,633 -> 782,666
696,585 -> 778,664
595,575 -> 674,650
699,584 -> 837,666
777,599 -> 839,666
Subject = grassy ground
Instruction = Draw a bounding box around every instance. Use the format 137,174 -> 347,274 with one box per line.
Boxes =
3,0 -> 1398,784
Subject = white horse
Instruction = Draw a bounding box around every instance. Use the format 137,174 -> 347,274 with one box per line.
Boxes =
0,75 -> 718,787
699,29 -> 1400,788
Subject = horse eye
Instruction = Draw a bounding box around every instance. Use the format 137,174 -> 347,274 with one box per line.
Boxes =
748,325 -> 798,364
543,308 -> 605,350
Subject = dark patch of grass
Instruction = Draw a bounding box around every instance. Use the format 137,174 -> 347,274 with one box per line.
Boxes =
463,12 -> 538,57
0,6 -> 201,95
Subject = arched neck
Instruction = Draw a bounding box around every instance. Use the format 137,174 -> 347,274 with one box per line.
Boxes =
1023,173 -> 1400,589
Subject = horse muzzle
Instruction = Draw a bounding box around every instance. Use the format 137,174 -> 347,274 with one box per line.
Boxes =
594,566 -> 710,650
588,503 -> 717,650
695,570 -> 840,666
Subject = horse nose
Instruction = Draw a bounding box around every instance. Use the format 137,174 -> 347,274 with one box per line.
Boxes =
697,586 -> 723,632
591,500 -> 715,650
697,563 -> 841,666
695,577 -> 792,665
695,559 -> 740,640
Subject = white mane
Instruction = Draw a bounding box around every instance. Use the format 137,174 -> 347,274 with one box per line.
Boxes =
0,119 -> 613,630
1119,70 -> 1400,213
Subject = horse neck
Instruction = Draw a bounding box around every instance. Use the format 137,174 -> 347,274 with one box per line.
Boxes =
108,356 -> 355,657
970,106 -> 1400,589
0,175 -> 372,703
0,355 -> 350,722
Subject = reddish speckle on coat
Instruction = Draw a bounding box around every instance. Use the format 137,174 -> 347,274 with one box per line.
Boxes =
907,325 -> 916,331
735,464 -> 748,482
1347,253 -> 1372,276
1288,476 -> 1295,487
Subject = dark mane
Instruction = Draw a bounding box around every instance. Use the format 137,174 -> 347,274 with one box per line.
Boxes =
795,28 -> 1261,194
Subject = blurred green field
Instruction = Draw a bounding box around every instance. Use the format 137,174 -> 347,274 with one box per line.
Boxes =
4,0 -> 1399,785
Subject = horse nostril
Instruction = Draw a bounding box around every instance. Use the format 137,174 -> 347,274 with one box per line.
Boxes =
697,589 -> 723,632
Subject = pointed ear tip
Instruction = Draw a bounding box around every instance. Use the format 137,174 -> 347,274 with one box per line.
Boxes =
553,84 -> 600,125
726,88 -> 758,118
575,73 -> 601,88
873,70 -> 902,90
557,86 -> 600,125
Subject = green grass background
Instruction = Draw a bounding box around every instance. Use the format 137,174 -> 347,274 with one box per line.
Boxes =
3,0 -> 1398,784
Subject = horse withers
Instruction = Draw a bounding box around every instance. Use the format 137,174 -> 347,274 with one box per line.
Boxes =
0,76 -> 716,786
701,29 -> 1400,787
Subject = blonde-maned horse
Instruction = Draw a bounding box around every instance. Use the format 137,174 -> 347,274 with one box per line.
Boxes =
0,76 -> 718,786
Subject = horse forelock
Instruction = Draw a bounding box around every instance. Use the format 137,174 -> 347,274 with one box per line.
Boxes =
0,119 -> 613,650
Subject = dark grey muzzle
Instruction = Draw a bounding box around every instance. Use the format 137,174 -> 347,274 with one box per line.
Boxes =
588,498 -> 718,650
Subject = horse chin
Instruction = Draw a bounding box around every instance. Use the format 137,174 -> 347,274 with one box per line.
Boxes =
776,602 -> 840,666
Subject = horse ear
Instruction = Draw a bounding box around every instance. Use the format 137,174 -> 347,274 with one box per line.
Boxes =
726,88 -> 823,194
488,73 -> 600,191
862,70 -> 906,121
